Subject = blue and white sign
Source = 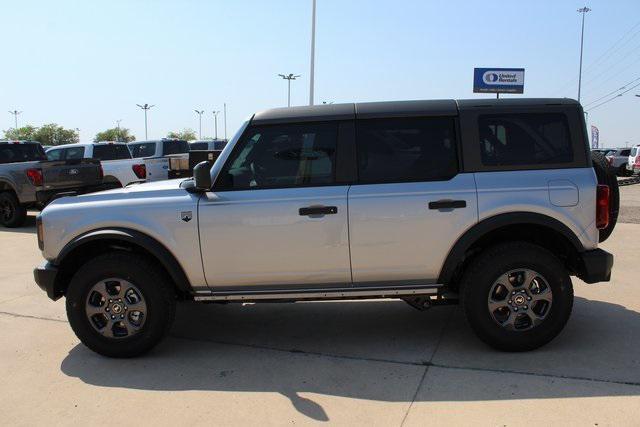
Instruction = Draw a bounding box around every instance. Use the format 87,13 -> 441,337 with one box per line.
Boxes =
473,68 -> 525,94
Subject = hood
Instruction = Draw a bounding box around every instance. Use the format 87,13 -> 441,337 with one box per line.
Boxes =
48,178 -> 190,207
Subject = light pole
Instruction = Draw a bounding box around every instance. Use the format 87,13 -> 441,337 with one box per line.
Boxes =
278,74 -> 300,107
8,110 -> 21,130
116,119 -> 122,142
212,110 -> 220,139
577,6 -> 591,102
136,103 -> 154,140
224,103 -> 227,140
309,0 -> 316,105
194,110 -> 204,139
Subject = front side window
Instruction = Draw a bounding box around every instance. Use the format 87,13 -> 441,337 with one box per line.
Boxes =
46,148 -> 63,161
356,117 -> 458,184
479,113 -> 573,166
64,147 -> 85,160
216,122 -> 338,190
129,142 -> 156,158
163,140 -> 189,155
631,147 -> 638,157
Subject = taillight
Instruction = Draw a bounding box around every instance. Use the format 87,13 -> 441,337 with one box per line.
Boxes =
596,184 -> 610,229
635,156 -> 640,166
132,164 -> 146,179
26,168 -> 43,186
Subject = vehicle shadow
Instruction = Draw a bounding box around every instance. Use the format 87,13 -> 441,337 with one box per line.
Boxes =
60,297 -> 640,421
0,214 -> 36,233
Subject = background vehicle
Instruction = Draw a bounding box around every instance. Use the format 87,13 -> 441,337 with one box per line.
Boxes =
0,141 -> 103,227
128,139 -> 189,181
34,99 -> 615,357
189,139 -> 228,151
46,142 -> 146,188
605,148 -> 632,176
627,145 -> 640,175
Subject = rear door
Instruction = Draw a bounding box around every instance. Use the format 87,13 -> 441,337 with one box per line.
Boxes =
348,116 -> 478,285
199,121 -> 352,290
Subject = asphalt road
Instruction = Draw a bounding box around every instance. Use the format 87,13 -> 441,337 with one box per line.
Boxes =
1,202 -> 640,425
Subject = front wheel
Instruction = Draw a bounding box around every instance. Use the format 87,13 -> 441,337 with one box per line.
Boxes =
461,242 -> 573,352
66,252 -> 176,357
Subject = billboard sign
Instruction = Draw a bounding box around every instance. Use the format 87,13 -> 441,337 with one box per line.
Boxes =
473,68 -> 525,94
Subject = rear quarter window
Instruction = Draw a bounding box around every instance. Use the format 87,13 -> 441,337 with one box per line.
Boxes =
92,144 -> 132,160
0,144 -> 46,164
163,140 -> 189,155
479,113 -> 573,167
129,142 -> 157,158
189,142 -> 208,150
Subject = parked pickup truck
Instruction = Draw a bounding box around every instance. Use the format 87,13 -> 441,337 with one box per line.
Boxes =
34,99 -> 617,358
0,140 -> 103,227
128,139 -> 190,182
46,142 -> 146,188
605,147 -> 631,176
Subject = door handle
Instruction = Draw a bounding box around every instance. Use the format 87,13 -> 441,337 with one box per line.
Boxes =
428,199 -> 467,210
299,206 -> 338,216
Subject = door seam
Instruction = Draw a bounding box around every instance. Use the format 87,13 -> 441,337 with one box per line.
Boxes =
346,185 -> 354,285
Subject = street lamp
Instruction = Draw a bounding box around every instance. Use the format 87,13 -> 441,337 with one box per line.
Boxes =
212,110 -> 220,139
8,110 -> 21,130
577,6 -> 591,102
309,0 -> 316,105
136,103 -> 154,140
194,110 -> 205,139
278,73 -> 300,107
116,119 -> 122,142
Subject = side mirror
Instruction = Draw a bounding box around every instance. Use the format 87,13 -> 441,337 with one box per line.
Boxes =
193,161 -> 212,191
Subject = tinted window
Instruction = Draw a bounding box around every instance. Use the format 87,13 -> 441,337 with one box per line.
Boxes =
46,148 -> 63,161
129,142 -> 156,158
92,144 -> 132,160
632,147 -> 638,157
64,147 -> 85,160
190,142 -> 208,150
0,144 -> 46,164
214,140 -> 227,150
479,113 -> 573,166
356,117 -> 458,184
217,122 -> 338,190
621,149 -> 631,156
162,140 -> 189,155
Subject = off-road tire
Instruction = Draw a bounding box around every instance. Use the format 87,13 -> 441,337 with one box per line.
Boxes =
0,191 -> 27,228
66,252 -> 176,358
461,242 -> 574,352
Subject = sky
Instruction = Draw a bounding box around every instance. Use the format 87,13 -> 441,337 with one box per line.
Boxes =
1,0 -> 638,148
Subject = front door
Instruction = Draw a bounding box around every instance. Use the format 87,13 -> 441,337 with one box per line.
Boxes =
199,121 -> 351,290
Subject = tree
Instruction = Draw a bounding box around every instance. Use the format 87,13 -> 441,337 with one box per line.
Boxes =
3,125 -> 38,141
94,127 -> 136,142
167,128 -> 197,141
33,124 -> 79,146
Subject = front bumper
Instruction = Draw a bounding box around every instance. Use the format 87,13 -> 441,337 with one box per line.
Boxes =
576,248 -> 614,284
33,261 -> 62,300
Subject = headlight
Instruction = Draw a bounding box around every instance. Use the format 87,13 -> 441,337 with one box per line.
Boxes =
36,215 -> 44,251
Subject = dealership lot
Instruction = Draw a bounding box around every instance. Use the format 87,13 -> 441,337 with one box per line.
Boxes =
0,185 -> 639,425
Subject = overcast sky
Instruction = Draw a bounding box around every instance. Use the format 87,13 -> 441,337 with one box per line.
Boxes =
1,0 -> 638,147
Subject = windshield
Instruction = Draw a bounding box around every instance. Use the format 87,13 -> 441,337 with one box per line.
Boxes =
92,144 -> 132,160
163,140 -> 189,155
0,144 -> 46,164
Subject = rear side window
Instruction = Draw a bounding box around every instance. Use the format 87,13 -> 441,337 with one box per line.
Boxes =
479,113 -> 573,166
356,117 -> 458,184
129,142 -> 156,158
162,140 -> 189,155
621,149 -> 631,156
92,144 -> 132,160
190,142 -> 208,150
0,144 -> 46,164
46,148 -> 63,161
64,147 -> 85,160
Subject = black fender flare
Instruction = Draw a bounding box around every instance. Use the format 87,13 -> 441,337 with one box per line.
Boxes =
55,228 -> 192,293
437,212 -> 584,285
0,178 -> 17,193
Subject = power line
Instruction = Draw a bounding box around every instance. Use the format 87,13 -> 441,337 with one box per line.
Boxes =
583,75 -> 640,107
586,81 -> 640,111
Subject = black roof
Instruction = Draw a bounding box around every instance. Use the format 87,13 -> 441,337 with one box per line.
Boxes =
251,98 -> 580,125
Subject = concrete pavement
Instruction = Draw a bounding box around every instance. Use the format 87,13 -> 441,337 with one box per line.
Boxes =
1,209 -> 640,425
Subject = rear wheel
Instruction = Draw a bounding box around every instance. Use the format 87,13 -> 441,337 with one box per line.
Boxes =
0,192 -> 27,228
66,252 -> 176,357
461,242 -> 573,351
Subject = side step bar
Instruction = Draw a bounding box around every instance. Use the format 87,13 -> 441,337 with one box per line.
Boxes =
192,284 -> 443,302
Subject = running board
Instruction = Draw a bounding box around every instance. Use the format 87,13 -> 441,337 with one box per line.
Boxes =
192,284 -> 443,302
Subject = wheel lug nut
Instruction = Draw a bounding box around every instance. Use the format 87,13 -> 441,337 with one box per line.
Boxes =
524,305 -> 528,309
105,308 -> 110,312
120,314 -> 124,319
109,299 -> 113,303
124,306 -> 128,310
514,308 -> 518,311
508,300 -> 512,304
512,291 -> 516,295
527,297 -> 532,301
111,315 -> 115,319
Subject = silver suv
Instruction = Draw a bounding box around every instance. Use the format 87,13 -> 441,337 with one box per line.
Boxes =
33,99 -> 615,357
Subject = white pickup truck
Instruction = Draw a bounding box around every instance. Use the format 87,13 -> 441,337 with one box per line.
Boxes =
127,139 -> 190,182
46,142 -> 146,188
